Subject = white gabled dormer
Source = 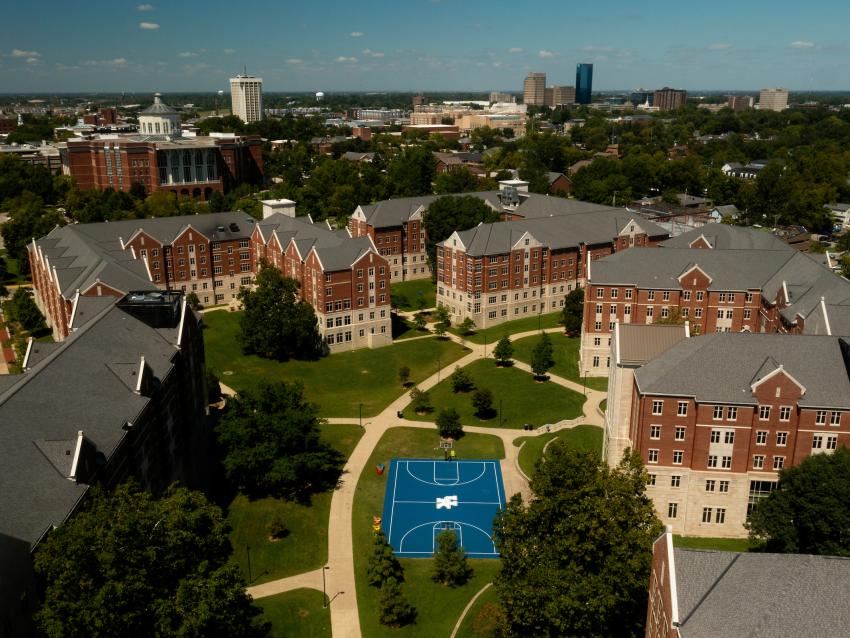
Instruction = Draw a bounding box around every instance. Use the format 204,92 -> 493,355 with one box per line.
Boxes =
350,206 -> 367,222
617,218 -> 646,238
443,231 -> 467,251
677,263 -> 713,286
511,230 -> 542,251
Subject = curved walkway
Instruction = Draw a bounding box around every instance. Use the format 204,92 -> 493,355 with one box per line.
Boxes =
246,323 -> 608,638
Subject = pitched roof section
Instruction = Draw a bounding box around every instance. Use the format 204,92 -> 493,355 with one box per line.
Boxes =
443,209 -> 667,257
258,213 -> 377,272
34,212 -> 259,298
675,549 -> 850,637
634,333 -> 850,408
615,324 -> 689,366
0,302 -> 189,548
357,193 -> 503,229
661,224 -> 792,251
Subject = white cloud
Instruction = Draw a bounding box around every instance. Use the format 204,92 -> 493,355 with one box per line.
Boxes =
11,49 -> 40,58
83,58 -> 128,67
177,51 -> 198,58
223,48 -> 236,54
538,50 -> 555,58
708,42 -> 731,50
790,40 -> 815,48
362,49 -> 384,58
582,45 -> 614,52
507,47 -> 523,53
137,3 -> 154,10
335,56 -> 357,63
26,57 -> 41,65
350,31 -> 364,37
286,58 -> 304,66
139,22 -> 160,30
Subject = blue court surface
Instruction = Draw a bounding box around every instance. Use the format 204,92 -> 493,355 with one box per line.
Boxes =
381,459 -> 506,558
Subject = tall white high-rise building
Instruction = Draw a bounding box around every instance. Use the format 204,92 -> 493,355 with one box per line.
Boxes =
230,75 -> 263,123
758,88 -> 789,112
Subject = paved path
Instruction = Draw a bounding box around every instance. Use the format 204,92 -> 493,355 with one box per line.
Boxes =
240,324 -> 608,638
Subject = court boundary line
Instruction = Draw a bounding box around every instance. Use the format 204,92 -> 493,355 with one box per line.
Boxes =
404,460 -> 488,487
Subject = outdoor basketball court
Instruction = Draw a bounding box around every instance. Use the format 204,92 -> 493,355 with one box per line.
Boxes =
381,458 -> 506,558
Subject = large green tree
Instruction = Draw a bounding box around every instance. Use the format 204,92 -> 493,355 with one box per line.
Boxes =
387,146 -> 436,197
215,381 -> 343,500
561,287 -> 584,335
494,447 -> 662,637
530,333 -> 555,378
422,196 -> 501,270
33,483 -> 269,638
432,530 -> 472,586
238,260 -> 324,361
748,446 -> 850,556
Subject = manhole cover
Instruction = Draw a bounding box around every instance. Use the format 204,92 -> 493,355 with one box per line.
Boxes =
222,370 -> 233,376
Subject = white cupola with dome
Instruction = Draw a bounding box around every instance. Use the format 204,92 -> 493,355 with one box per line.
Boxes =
138,93 -> 181,137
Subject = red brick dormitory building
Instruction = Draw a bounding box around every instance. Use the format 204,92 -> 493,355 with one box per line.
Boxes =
30,211 -> 391,351
580,225 -> 850,376
605,325 -> 850,538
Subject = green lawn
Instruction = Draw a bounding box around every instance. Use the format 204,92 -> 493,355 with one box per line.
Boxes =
512,333 -> 608,391
227,424 -> 363,585
454,584 -> 502,638
673,535 -> 755,552
404,359 -> 585,429
391,279 -> 436,311
450,311 -> 563,345
203,310 -> 468,417
514,425 -> 603,478
392,313 -> 425,340
256,588 -> 331,638
353,427 -> 504,638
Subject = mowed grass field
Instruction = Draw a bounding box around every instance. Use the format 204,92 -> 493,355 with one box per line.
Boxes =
511,333 -> 608,391
391,279 -> 436,311
255,588 -> 331,638
227,424 -> 363,585
352,427 -> 504,638
514,425 -> 603,478
404,359 -> 585,429
203,310 -> 469,417
449,311 -> 563,345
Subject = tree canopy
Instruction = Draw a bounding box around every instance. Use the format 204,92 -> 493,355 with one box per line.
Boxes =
494,447 -> 662,637
530,333 -> 555,377
493,335 -> 514,366
562,288 -> 584,335
748,446 -> 850,556
33,482 -> 268,638
215,381 -> 343,500
422,196 -> 501,269
237,260 -> 324,361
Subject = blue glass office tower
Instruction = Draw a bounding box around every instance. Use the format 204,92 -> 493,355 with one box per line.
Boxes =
575,63 -> 593,104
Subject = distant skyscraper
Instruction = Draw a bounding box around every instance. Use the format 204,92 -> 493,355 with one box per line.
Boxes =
653,87 -> 688,111
489,91 -> 514,104
758,88 -> 789,112
523,72 -> 546,106
230,75 -> 263,123
544,86 -> 576,107
575,63 -> 593,104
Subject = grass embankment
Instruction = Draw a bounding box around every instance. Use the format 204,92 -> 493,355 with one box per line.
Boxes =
228,424 -> 363,585
449,311 -> 563,345
673,535 -> 755,552
255,588 -> 331,638
514,425 -> 603,478
203,310 -> 468,417
512,333 -> 608,391
404,359 -> 585,429
353,427 -> 504,638
454,584 -> 502,638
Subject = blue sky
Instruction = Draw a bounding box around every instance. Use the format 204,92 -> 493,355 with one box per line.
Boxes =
3,0 -> 850,93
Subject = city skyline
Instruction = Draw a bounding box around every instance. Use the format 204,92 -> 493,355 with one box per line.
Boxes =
2,0 -> 850,93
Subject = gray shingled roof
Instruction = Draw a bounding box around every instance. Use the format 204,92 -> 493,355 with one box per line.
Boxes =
675,549 -> 850,637
358,193 -> 502,229
35,212 -> 258,298
0,302 -> 186,548
446,210 -> 667,257
139,94 -> 178,116
634,333 -> 850,408
661,225 -> 792,251
511,194 -> 627,220
258,213 -> 376,271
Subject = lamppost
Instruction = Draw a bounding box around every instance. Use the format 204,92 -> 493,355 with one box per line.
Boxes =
322,565 -> 330,608
246,544 -> 252,583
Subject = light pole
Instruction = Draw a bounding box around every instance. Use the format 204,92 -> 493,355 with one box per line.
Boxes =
322,565 -> 330,608
246,545 -> 252,583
